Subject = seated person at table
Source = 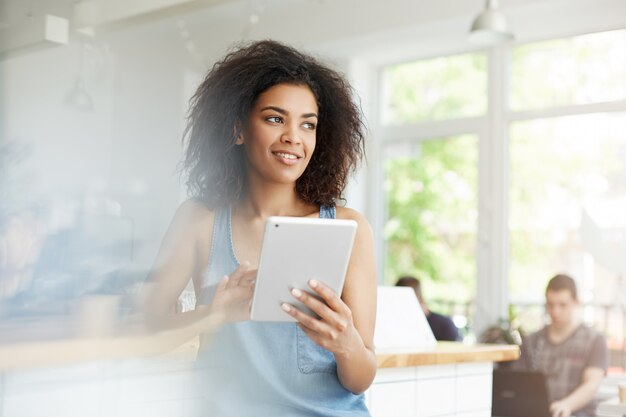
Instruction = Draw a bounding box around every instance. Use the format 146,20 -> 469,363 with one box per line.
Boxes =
514,274 -> 608,417
395,276 -> 459,341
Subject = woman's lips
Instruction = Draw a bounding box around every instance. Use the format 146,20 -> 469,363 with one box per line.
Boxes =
272,151 -> 302,165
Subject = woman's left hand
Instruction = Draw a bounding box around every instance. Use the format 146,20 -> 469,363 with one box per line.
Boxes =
281,279 -> 363,358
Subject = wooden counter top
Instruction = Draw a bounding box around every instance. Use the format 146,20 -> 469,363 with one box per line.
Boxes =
376,342 -> 520,368
0,314 -> 219,371
0,315 -> 519,371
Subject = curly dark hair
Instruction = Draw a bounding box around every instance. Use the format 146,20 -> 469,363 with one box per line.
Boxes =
182,40 -> 366,209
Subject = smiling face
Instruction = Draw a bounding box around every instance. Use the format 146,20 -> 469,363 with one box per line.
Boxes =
238,83 -> 318,186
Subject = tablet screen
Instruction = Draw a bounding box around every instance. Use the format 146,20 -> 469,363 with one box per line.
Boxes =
250,216 -> 357,322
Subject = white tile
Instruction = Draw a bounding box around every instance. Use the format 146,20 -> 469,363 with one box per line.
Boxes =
369,380 -> 417,417
416,377 -> 455,416
456,374 -> 492,412
456,362 -> 493,376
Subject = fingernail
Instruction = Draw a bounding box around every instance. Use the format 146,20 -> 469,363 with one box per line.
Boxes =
309,279 -> 318,288
291,288 -> 302,297
281,303 -> 291,312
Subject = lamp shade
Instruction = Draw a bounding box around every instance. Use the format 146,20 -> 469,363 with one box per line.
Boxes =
469,2 -> 514,46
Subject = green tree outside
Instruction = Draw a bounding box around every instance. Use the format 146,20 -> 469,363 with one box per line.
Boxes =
384,134 -> 478,304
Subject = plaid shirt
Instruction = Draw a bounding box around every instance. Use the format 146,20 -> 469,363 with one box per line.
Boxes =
515,325 -> 607,417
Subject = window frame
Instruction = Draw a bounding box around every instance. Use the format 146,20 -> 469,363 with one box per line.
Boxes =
367,27 -> 626,333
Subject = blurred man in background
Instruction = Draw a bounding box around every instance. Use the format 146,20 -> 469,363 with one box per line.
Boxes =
395,276 -> 459,341
515,274 -> 608,417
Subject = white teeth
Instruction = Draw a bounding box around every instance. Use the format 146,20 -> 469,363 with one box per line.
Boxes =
274,152 -> 298,160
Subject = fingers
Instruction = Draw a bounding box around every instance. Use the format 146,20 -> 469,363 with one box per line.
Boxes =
228,285 -> 255,304
282,281 -> 350,332
307,279 -> 350,317
241,268 -> 257,286
296,322 -> 324,346
214,265 -> 255,306
289,287 -> 348,330
282,301 -> 349,346
212,277 -> 255,321
219,286 -> 254,321
308,280 -> 342,310
226,261 -> 257,289
225,262 -> 247,288
215,275 -> 230,294
281,302 -> 325,333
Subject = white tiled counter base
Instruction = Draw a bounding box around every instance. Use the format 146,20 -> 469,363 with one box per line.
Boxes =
1,359 -> 495,417
366,362 -> 493,417
0,358 -> 202,417
0,318 -> 516,417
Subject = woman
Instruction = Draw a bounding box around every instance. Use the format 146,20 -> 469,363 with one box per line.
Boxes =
145,40 -> 377,416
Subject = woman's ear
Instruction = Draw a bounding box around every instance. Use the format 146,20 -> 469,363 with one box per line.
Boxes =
234,124 -> 244,145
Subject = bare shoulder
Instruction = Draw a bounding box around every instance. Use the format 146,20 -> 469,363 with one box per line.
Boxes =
175,198 -> 214,224
335,206 -> 373,235
169,198 -> 216,242
176,198 -> 213,217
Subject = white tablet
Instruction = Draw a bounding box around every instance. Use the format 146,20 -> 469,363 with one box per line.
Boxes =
250,216 -> 357,322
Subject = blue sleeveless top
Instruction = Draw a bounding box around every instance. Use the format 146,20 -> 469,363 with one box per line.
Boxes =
196,205 -> 370,417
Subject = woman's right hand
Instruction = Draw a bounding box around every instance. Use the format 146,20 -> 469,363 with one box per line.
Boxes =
209,262 -> 256,323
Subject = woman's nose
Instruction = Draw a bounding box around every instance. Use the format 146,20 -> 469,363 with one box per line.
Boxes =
280,124 -> 302,144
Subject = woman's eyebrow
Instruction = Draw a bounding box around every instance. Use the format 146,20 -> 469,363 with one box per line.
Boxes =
260,106 -> 318,119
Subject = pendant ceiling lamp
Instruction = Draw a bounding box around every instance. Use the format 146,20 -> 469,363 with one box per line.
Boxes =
469,0 -> 514,46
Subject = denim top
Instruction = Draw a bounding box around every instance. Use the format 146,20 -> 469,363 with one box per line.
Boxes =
196,205 -> 370,417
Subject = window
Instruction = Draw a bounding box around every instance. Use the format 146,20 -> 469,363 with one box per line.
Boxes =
508,29 -> 626,337
381,53 -> 487,124
379,52 -> 485,310
376,27 -> 626,338
509,113 -> 626,302
383,135 -> 478,304
510,29 -> 626,111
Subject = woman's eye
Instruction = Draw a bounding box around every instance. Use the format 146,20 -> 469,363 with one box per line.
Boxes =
303,122 -> 316,130
266,116 -> 283,124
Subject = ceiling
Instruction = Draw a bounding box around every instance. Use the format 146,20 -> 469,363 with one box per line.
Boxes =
0,0 -> 539,44
0,0 -> 621,63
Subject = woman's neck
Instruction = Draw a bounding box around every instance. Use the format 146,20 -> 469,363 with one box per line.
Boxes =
236,181 -> 315,219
